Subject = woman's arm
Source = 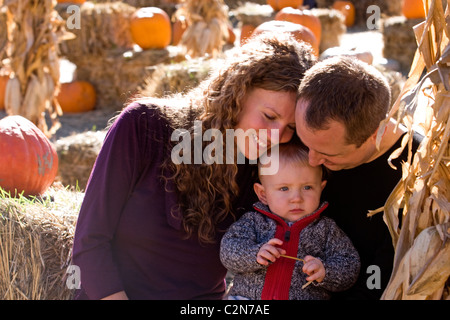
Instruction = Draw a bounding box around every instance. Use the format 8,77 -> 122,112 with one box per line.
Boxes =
72,103 -> 154,299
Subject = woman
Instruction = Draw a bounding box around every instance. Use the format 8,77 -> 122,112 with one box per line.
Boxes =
71,33 -> 316,300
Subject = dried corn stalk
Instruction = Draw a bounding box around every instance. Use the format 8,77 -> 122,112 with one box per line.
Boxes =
1,0 -> 69,137
175,0 -> 230,58
372,0 -> 450,300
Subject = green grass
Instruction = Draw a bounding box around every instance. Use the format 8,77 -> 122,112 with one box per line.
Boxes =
0,183 -> 83,219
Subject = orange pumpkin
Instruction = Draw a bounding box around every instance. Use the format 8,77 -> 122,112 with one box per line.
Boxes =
0,115 -> 58,196
252,20 -> 319,56
275,7 -> 322,44
332,1 -> 355,27
402,0 -> 426,19
130,7 -> 172,50
227,26 -> 236,45
240,24 -> 257,45
172,15 -> 187,45
267,0 -> 304,11
0,75 -> 8,111
57,81 -> 96,113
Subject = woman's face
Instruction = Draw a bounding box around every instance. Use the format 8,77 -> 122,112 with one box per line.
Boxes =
234,88 -> 297,160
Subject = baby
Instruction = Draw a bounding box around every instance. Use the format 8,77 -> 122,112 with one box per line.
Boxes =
220,140 -> 360,300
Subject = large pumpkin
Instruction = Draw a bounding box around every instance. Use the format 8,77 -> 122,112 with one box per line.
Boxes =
332,1 -> 355,27
402,0 -> 426,19
0,75 -> 8,111
275,7 -> 322,45
0,115 -> 58,196
252,20 -> 319,56
130,7 -> 172,50
267,0 -> 304,11
57,81 -> 96,113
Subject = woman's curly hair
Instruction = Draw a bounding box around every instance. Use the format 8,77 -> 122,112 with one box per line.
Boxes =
157,34 -> 316,244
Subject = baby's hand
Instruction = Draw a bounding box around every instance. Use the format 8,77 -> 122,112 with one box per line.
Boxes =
257,238 -> 286,266
302,255 -> 325,282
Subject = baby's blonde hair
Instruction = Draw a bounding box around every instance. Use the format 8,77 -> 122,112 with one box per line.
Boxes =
258,137 -> 326,180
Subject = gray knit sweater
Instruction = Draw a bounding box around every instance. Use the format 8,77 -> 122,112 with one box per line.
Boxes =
220,202 -> 361,300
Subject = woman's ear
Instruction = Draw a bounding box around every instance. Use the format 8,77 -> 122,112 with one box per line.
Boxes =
253,182 -> 268,205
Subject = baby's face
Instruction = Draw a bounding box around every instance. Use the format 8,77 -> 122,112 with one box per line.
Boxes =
255,162 -> 326,222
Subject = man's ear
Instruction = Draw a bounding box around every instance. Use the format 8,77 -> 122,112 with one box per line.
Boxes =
372,125 -> 387,142
253,182 -> 268,205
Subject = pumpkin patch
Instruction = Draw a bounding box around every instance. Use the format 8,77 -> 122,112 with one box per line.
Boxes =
0,115 -> 58,196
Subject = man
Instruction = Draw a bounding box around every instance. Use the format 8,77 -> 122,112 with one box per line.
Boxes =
295,56 -> 421,299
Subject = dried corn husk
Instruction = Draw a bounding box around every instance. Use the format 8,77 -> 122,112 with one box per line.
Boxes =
0,0 -> 69,137
175,0 -> 231,58
371,0 -> 450,300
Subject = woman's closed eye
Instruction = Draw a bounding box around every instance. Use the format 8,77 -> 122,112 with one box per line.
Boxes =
264,113 -> 276,120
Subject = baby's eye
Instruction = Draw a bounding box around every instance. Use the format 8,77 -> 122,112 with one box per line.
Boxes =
280,186 -> 289,191
303,186 -> 312,190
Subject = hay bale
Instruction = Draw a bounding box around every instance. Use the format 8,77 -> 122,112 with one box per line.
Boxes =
312,8 -> 346,53
93,0 -> 180,16
382,16 -> 419,72
140,57 -> 220,97
57,1 -> 136,59
0,187 -> 80,300
56,131 -> 107,191
316,0 -> 402,26
225,0 -> 266,9
230,4 -> 346,54
73,46 -> 185,110
231,3 -> 274,27
375,65 -> 406,107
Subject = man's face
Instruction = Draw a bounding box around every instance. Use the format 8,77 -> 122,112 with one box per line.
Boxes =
295,100 -> 376,171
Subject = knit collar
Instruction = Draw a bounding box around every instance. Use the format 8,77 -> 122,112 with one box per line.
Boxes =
253,201 -> 329,226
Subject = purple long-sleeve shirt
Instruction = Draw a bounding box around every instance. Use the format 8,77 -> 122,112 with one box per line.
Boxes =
72,102 -> 258,300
